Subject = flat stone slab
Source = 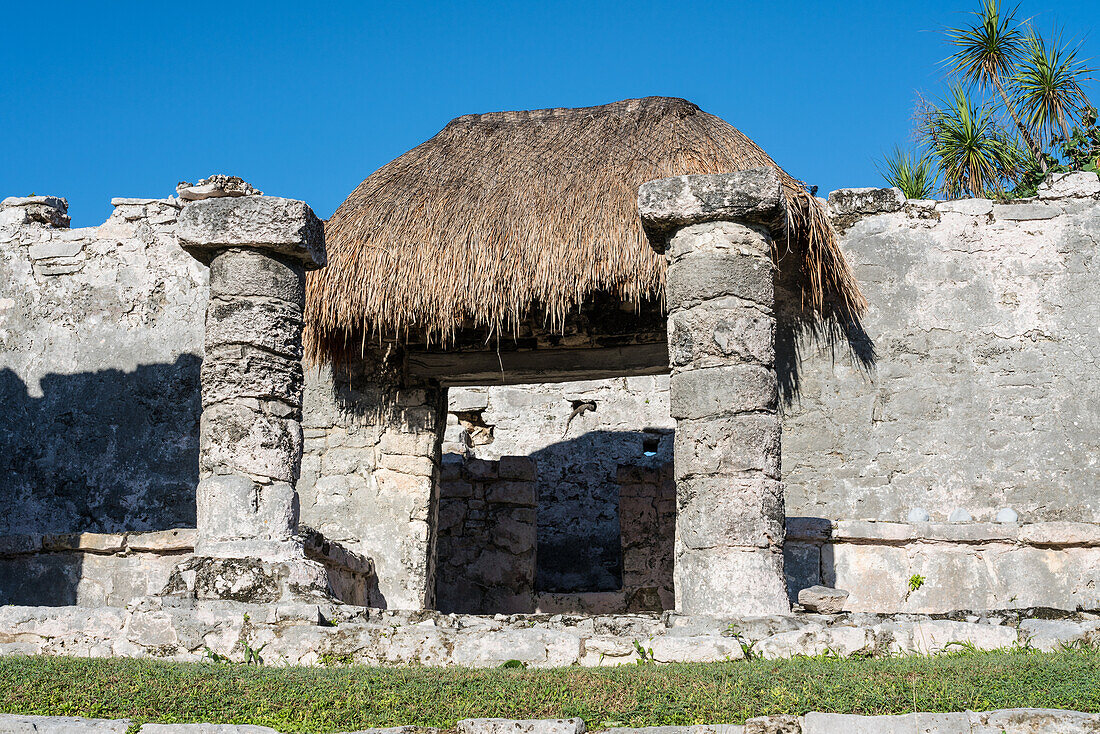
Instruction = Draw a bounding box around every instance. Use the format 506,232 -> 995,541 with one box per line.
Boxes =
458,720 -> 585,734
784,519 -> 1100,546
0,196 -> 68,211
637,169 -> 785,241
177,196 -> 325,269
0,714 -> 130,733
2,712 -> 1099,734
797,586 -> 849,614
993,203 -> 1060,220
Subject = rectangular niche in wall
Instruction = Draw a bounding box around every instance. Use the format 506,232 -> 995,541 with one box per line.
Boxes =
439,380 -> 677,614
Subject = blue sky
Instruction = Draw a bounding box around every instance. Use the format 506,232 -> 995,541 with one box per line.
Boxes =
2,1 -> 1097,226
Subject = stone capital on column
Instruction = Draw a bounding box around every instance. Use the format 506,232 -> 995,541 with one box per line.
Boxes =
638,168 -> 786,249
177,195 -> 326,268
639,169 -> 790,616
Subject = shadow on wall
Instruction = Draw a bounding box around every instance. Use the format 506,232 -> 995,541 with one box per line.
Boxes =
0,355 -> 201,537
784,517 -> 836,605
774,260 -> 877,406
529,429 -> 671,595
435,428 -> 674,615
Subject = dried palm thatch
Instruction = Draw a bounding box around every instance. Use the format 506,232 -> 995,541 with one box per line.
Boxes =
307,96 -> 864,362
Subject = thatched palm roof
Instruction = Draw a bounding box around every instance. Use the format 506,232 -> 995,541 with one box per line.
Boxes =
306,96 -> 864,361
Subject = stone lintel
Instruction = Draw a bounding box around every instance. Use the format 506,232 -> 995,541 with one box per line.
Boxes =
637,169 -> 785,247
177,196 -> 326,269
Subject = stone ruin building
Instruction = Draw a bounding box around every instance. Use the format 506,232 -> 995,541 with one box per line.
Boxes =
1,97 -> 1099,666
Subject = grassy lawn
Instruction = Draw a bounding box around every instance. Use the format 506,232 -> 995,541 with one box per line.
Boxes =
1,649 -> 1098,732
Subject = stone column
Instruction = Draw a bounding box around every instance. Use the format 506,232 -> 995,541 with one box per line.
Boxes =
638,169 -> 790,615
169,192 -> 331,602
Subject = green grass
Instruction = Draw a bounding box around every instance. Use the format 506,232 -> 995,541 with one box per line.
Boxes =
1,650 -> 1098,732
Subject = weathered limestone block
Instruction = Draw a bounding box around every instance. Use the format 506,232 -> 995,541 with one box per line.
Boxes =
457,719 -> 585,734
673,415 -> 780,480
201,345 -> 304,408
675,475 -> 784,550
663,223 -> 777,310
204,298 -> 305,359
674,546 -> 787,615
797,585 -> 849,613
198,402 -> 303,483
744,715 -> 800,734
208,248 -> 305,301
176,174 -> 262,201
640,171 -> 789,616
668,364 -> 777,419
993,202 -> 1060,221
163,555 -> 330,603
1038,171 -> 1100,199
827,187 -> 905,217
801,712 -> 970,733
177,195 -> 324,267
668,298 -> 775,367
637,169 -> 784,238
0,195 -> 71,228
195,475 -> 298,556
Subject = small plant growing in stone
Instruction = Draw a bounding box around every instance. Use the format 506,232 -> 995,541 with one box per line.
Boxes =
725,622 -> 757,659
203,646 -> 231,664
500,659 -> 527,669
908,574 -> 926,593
320,652 -> 355,666
632,639 -> 655,664
242,640 -> 267,666
942,640 -> 979,656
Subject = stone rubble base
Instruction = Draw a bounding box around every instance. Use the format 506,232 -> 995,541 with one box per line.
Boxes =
2,601 -> 1098,667
4,710 -> 1100,734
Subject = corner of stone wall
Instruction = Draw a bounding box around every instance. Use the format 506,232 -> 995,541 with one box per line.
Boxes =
299,347 -> 447,610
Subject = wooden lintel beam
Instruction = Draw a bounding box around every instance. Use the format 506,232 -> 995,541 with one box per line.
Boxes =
406,342 -> 670,387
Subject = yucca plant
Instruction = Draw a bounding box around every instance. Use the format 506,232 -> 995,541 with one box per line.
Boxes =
1013,31 -> 1093,146
946,0 -> 1045,166
920,86 -> 1025,198
877,147 -> 938,199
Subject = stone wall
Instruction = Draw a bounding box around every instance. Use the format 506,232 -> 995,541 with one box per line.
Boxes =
0,195 -> 207,535
785,174 -> 1100,522
436,457 -> 538,614
785,518 -> 1100,613
5,174 -> 1100,614
616,464 -> 675,611
2,599 -> 1097,667
0,529 -> 374,607
298,355 -> 447,610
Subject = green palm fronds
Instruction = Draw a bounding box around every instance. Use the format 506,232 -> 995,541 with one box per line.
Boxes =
877,148 -> 938,200
945,0 -> 1043,164
1013,31 -> 1093,145
947,0 -> 1025,88
921,86 -> 1025,198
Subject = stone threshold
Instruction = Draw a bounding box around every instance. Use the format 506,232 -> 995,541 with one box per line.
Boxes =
2,599 -> 1097,667
3,710 -> 1098,733
786,518 -> 1100,547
